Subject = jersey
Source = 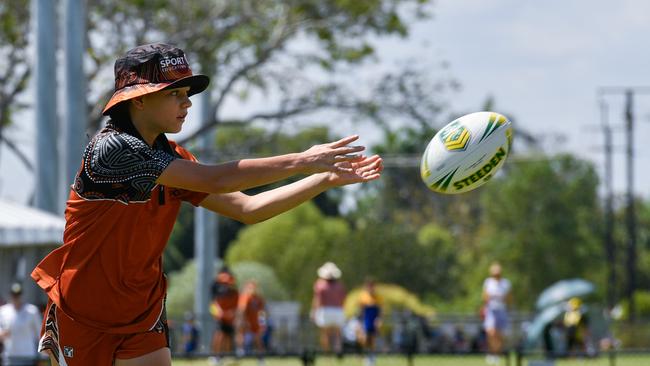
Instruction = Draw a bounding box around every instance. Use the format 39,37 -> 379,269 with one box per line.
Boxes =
313,278 -> 346,307
359,290 -> 382,332
483,277 -> 511,311
31,121 -> 208,334
211,288 -> 239,325
238,293 -> 265,332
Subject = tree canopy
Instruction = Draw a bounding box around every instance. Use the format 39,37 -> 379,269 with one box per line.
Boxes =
473,154 -> 603,308
0,0 -> 31,169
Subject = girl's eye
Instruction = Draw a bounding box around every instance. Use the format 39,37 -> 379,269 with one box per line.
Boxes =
170,91 -> 178,96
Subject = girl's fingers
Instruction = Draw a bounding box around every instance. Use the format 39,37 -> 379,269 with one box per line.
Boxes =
334,154 -> 364,163
334,162 -> 354,173
332,146 -> 365,157
329,135 -> 359,148
361,173 -> 381,181
354,156 -> 382,170
356,161 -> 381,174
329,154 -> 382,181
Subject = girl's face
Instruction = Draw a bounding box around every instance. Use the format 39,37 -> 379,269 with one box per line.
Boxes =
140,86 -> 192,134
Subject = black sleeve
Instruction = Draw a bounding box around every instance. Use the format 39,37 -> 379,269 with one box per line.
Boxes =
74,131 -> 176,203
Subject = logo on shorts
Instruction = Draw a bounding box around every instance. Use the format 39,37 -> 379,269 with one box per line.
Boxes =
63,346 -> 74,358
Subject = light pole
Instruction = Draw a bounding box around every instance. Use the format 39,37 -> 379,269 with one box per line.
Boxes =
598,86 -> 650,322
599,98 -> 616,309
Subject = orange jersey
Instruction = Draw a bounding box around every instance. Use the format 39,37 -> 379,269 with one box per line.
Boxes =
31,123 -> 208,334
238,293 -> 265,331
212,288 -> 239,325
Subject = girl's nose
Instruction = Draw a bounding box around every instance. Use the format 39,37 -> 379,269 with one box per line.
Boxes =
182,96 -> 192,108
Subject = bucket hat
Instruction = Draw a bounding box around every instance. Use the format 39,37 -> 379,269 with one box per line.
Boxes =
102,43 -> 209,115
317,262 -> 342,280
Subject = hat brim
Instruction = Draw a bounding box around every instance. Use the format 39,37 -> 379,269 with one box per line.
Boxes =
102,74 -> 210,116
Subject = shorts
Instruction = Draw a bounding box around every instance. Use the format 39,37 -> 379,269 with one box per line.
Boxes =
38,301 -> 169,366
363,318 -> 378,336
484,307 -> 508,331
363,325 -> 378,336
314,307 -> 345,328
217,320 -> 235,336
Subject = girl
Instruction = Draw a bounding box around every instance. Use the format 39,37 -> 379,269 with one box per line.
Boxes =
32,43 -> 382,366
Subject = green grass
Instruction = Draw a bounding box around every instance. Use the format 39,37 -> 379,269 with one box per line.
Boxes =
172,354 -> 650,366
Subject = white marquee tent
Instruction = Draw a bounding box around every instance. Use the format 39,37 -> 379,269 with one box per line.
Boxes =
0,200 -> 65,305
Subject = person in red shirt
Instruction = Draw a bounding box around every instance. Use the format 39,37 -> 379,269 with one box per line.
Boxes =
31,43 -> 383,366
236,281 -> 266,358
210,270 -> 239,362
311,262 -> 346,355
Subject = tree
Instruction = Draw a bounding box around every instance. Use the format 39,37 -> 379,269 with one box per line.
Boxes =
164,202 -> 195,273
166,259 -> 288,319
0,1 -> 32,170
226,201 -> 351,309
637,200 -> 650,290
615,198 -> 650,298
473,154 -> 603,308
331,220 -> 461,302
226,199 -> 462,310
84,0 -> 434,138
230,261 -> 290,301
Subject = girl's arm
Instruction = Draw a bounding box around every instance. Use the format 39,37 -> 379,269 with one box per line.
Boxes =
199,155 -> 382,224
157,135 -> 365,194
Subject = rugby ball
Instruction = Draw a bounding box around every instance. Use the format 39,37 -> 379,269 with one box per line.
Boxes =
420,112 -> 513,194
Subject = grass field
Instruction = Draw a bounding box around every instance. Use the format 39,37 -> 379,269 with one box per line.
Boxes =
172,354 -> 649,366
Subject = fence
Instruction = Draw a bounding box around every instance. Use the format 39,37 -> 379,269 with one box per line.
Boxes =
167,306 -> 650,359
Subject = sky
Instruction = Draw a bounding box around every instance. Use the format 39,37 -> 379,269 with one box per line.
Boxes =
403,0 -> 650,199
2,0 -> 649,206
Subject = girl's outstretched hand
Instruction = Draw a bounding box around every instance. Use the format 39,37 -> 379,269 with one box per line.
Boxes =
301,135 -> 366,174
323,155 -> 383,186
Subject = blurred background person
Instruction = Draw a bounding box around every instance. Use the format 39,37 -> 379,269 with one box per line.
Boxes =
563,297 -> 591,355
180,311 -> 199,356
482,262 -> 512,365
342,315 -> 363,354
0,283 -> 42,366
209,269 -> 239,365
311,261 -> 346,356
237,281 -> 267,365
359,278 -> 382,366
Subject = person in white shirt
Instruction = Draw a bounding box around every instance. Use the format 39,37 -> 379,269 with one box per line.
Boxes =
0,283 -> 42,366
482,263 -> 512,365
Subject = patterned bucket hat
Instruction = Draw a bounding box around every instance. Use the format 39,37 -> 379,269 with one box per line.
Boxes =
102,43 -> 210,115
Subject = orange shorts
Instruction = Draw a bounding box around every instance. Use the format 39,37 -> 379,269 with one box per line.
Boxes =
39,301 -> 169,366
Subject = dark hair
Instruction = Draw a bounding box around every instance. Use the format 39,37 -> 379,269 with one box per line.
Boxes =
107,101 -> 177,157
107,101 -> 132,128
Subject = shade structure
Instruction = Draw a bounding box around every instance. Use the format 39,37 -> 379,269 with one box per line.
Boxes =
525,302 -> 566,347
536,278 -> 595,310
0,200 -> 65,247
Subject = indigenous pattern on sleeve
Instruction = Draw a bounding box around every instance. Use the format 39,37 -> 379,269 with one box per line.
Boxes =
74,127 -> 175,203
